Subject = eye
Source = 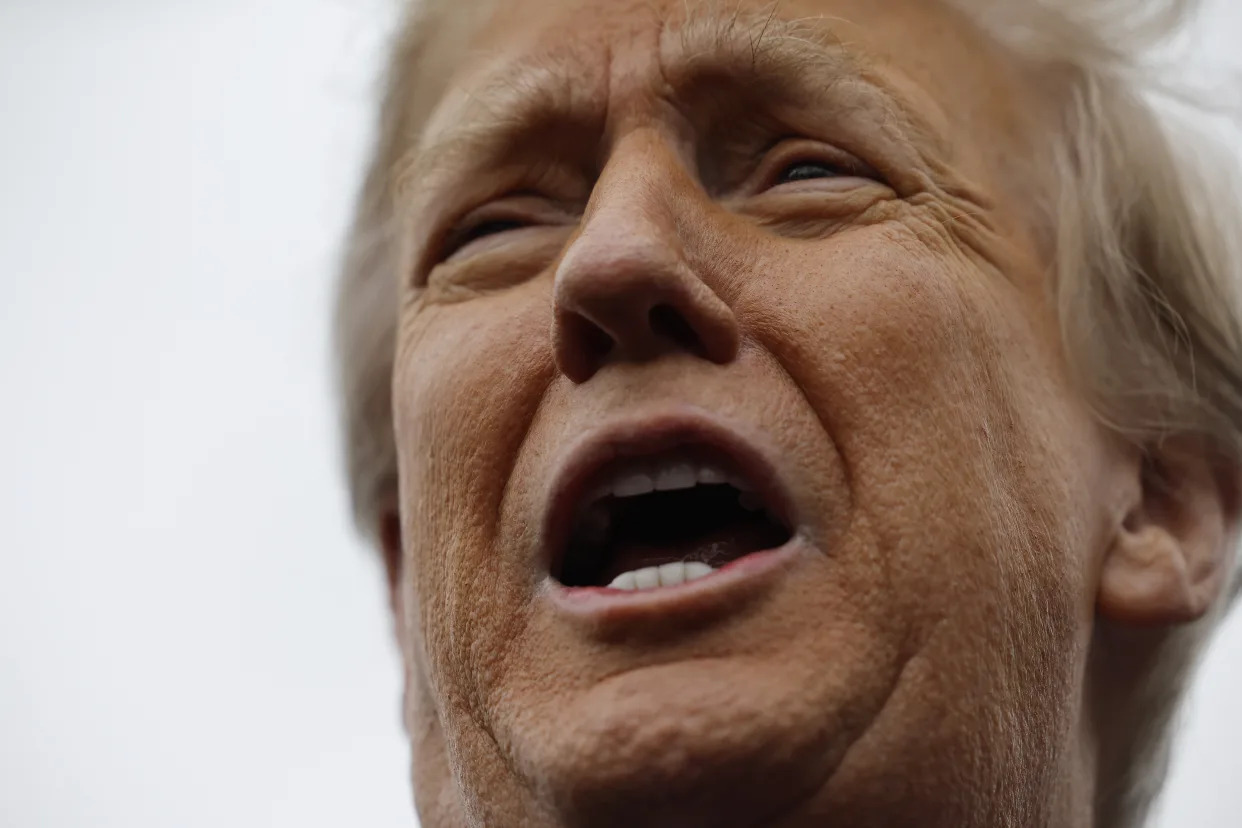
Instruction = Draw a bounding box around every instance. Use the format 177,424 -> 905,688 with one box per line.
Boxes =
758,140 -> 884,194
432,194 -> 581,266
776,160 -> 849,184
443,217 -> 530,260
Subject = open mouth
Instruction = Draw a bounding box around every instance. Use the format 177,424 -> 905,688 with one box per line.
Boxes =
553,449 -> 794,590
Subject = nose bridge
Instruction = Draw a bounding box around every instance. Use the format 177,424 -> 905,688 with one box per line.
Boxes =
551,129 -> 740,384
576,130 -> 686,262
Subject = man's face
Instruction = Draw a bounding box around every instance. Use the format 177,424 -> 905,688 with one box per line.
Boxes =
391,0 -> 1118,824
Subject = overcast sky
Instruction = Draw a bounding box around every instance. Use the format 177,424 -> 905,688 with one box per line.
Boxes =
1,1 -> 1239,826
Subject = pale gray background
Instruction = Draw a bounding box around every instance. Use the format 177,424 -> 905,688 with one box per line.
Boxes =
1,1 -> 1238,825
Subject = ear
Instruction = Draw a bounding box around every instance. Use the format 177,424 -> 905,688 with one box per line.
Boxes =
1099,439 -> 1240,625
376,494 -> 407,639
376,495 -> 424,740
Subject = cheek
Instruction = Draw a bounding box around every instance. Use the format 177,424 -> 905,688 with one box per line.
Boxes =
392,283 -> 556,681
744,225 -> 1104,776
746,224 -> 1095,659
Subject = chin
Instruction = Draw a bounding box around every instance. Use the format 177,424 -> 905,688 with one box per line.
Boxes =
499,658 -> 849,828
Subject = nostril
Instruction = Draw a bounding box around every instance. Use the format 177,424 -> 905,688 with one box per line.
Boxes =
564,312 -> 614,366
648,304 -> 702,354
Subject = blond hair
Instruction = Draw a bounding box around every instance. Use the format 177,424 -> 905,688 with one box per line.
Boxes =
959,3 -> 1242,825
333,1 -> 1242,824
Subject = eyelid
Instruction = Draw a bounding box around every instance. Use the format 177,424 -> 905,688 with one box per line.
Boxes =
755,139 -> 884,192
443,210 -> 528,261
438,196 -> 572,263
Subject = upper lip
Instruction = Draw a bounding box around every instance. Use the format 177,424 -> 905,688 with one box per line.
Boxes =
540,406 -> 797,581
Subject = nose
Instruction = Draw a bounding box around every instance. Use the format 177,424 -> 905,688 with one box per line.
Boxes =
551,144 -> 740,383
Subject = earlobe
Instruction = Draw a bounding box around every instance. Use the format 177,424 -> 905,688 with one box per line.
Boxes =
377,498 -> 406,637
1098,446 -> 1237,626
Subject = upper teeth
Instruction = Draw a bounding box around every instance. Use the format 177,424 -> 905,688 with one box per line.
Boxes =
597,460 -> 750,501
609,561 -> 716,590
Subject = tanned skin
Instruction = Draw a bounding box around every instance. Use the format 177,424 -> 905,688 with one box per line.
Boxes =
375,1 -> 1237,825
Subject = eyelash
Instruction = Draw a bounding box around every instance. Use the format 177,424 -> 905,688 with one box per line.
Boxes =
765,146 -> 878,189
774,159 -> 847,184
454,218 -> 527,248
440,215 -> 533,261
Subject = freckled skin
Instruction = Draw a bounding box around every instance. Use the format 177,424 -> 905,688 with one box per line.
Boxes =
387,1 -> 1128,826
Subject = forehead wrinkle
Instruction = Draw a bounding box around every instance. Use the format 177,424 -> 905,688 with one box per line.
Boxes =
666,3 -> 858,77
658,4 -> 950,159
392,47 -> 599,208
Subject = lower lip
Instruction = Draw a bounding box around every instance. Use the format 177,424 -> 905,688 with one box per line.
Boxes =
545,541 -> 805,629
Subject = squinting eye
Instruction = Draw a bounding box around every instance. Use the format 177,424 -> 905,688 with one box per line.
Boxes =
777,161 -> 846,184
446,218 -> 528,257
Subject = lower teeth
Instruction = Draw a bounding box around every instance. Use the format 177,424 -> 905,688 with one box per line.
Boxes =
608,561 -> 716,590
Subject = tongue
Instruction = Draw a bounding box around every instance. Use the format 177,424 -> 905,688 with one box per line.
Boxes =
599,522 -> 777,585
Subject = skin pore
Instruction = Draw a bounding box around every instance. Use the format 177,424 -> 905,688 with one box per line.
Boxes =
376,0 -> 1234,825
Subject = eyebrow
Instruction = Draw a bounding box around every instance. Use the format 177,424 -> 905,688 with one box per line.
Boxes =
393,8 -> 928,207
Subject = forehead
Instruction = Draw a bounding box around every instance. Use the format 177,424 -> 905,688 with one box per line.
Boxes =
421,0 -> 1035,136
399,0 -> 1053,240
470,0 -> 994,66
